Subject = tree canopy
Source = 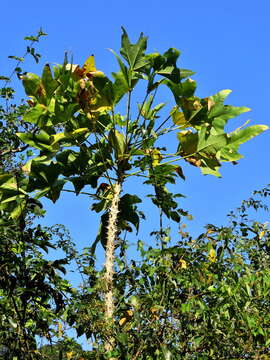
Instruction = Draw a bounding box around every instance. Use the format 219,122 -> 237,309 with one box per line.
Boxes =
0,28 -> 269,359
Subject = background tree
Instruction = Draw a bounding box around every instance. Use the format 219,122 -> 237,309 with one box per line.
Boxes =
66,185 -> 270,359
0,31 -> 80,360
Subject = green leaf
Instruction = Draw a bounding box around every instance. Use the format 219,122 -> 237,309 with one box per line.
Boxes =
229,124 -> 268,147
117,332 -> 128,345
265,338 -> 270,347
8,55 -> 24,62
0,75 -> 10,81
119,194 -> 142,232
0,174 -> 16,188
156,48 -> 185,83
24,35 -> 39,41
209,104 -> 250,121
180,68 -> 196,80
10,200 -> 27,219
206,90 -> 251,134
181,78 -> 197,97
157,65 -> 176,77
93,76 -> 115,107
50,128 -> 89,145
8,318 -> 18,329
210,89 -> 232,103
164,80 -> 182,104
22,73 -> 42,97
197,131 -> 228,157
31,162 -> 59,184
178,130 -> 198,155
178,129 -> 226,176
41,64 -> 58,98
139,96 -> 165,120
112,70 -> 130,103
171,107 -> 189,127
200,157 -> 221,177
16,131 -> 59,152
108,129 -> 126,157
120,194 -> 142,205
23,104 -> 48,124
220,125 -> 269,161
110,49 -> 131,88
120,27 -> 148,71
48,179 -> 66,203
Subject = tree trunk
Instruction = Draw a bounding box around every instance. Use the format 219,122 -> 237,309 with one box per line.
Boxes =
104,181 -> 121,355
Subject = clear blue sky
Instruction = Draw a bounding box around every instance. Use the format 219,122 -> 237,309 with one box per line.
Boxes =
1,0 -> 270,263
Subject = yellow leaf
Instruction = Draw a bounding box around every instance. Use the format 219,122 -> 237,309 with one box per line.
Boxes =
150,306 -> 160,313
179,259 -> 187,269
58,322 -> 63,338
119,317 -> 127,326
259,231 -> 265,239
51,128 -> 89,145
171,107 -> 188,127
66,351 -> 74,360
206,97 -> 215,111
50,132 -> 66,145
65,63 -> 79,72
193,100 -> 202,110
151,149 -> 162,167
126,310 -> 133,317
83,55 -> 96,73
119,309 -> 133,326
208,248 -> 216,263
82,55 -> 104,78
144,148 -> 162,167
22,160 -> 32,175
150,306 -> 160,320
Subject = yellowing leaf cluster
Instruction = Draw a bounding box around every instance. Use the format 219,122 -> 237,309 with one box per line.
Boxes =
119,309 -> 133,326
178,259 -> 187,269
208,248 -> 216,263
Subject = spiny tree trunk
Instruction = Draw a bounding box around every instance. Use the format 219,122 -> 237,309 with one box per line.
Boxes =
104,181 -> 121,355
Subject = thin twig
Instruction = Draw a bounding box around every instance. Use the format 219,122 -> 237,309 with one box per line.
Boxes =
155,114 -> 172,133
0,144 -> 29,158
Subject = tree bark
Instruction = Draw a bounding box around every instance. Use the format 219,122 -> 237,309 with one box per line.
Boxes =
104,181 -> 121,355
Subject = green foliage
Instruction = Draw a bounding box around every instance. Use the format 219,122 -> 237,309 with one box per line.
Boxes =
0,218 -> 73,358
0,28 -> 269,359
68,186 -> 270,359
39,338 -> 91,359
0,28 -> 266,249
0,31 -> 76,359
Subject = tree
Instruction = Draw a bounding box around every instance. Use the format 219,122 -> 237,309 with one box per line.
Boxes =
65,185 -> 270,359
39,338 -> 90,359
0,28 -> 269,358
0,30 -> 76,360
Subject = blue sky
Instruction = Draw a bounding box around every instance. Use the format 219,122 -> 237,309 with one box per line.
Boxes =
1,0 -> 270,349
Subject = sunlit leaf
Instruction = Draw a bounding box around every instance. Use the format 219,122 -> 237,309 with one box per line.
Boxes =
23,104 -> 48,124
220,125 -> 269,161
179,259 -> 187,269
108,129 -> 125,157
171,107 -> 188,127
120,27 -> 148,71
208,248 -> 216,262
83,55 -> 96,73
22,73 -> 43,97
41,64 -> 58,98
